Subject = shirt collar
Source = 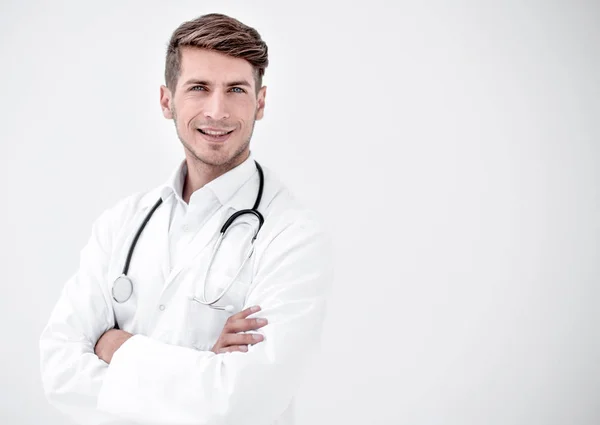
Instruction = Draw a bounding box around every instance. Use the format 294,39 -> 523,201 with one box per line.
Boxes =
160,161 -> 187,204
158,153 -> 258,208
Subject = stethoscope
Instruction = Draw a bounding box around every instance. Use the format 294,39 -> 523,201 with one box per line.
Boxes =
111,160 -> 265,313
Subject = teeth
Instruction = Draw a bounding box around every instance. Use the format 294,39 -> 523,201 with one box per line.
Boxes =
201,129 -> 230,136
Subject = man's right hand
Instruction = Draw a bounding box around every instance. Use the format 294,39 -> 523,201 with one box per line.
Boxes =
211,305 -> 268,354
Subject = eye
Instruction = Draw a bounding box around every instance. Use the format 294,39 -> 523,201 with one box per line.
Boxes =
190,85 -> 207,91
229,87 -> 246,94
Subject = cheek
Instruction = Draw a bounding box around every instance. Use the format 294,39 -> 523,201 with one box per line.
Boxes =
175,101 -> 202,128
234,103 -> 257,126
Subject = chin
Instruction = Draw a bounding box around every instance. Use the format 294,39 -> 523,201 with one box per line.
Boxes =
183,133 -> 249,167
187,147 -> 244,168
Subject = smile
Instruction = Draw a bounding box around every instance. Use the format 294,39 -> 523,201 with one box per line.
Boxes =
197,128 -> 235,142
198,128 -> 234,136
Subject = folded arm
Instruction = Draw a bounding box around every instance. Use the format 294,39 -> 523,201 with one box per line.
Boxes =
39,206 -> 124,425
97,217 -> 334,425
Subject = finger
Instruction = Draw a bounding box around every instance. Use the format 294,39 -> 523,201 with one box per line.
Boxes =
218,345 -> 249,354
222,332 -> 264,347
227,317 -> 268,333
230,305 -> 261,322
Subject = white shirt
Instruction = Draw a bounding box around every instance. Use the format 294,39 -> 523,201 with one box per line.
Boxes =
39,154 -> 333,425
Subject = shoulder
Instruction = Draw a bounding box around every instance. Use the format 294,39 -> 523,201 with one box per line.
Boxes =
91,186 -> 163,239
262,165 -> 325,225
257,164 -> 332,255
250,165 -> 334,292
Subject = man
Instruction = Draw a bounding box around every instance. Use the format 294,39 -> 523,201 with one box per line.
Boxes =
39,13 -> 332,425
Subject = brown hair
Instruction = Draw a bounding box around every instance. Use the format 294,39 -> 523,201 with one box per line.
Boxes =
165,13 -> 269,93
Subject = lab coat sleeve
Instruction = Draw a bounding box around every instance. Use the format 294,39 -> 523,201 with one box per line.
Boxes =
97,214 -> 334,425
39,202 -> 131,425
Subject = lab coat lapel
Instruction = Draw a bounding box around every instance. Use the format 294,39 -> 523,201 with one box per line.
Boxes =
159,206 -> 172,284
136,198 -> 172,290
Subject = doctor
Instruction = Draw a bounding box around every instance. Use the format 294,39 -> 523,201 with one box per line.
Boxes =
39,13 -> 332,425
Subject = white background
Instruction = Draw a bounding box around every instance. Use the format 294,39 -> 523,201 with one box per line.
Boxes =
1,1 -> 599,424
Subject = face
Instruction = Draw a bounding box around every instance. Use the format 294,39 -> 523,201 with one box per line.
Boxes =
160,47 -> 266,169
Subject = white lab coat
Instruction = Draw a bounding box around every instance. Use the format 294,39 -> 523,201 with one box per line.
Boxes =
39,157 -> 333,425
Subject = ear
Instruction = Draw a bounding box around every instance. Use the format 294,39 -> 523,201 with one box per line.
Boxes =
255,86 -> 267,120
160,85 -> 173,119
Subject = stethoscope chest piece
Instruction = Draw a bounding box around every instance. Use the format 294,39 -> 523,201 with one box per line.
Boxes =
112,275 -> 134,303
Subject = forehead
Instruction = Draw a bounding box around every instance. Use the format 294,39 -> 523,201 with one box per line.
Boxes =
178,47 -> 255,85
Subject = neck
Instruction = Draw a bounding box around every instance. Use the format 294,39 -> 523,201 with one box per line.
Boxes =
182,150 -> 250,203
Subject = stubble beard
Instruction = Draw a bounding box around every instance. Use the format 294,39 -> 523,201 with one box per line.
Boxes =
172,108 -> 256,172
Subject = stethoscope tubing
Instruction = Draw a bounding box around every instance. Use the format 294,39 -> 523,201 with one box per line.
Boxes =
112,161 -> 265,310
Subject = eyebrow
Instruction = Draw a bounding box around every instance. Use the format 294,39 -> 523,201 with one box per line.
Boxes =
184,79 -> 252,88
226,80 -> 252,88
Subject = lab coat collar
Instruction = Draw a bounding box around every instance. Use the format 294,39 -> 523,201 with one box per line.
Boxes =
154,152 -> 258,211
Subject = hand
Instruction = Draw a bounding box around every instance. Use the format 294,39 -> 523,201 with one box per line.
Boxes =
211,305 -> 268,354
95,329 -> 133,364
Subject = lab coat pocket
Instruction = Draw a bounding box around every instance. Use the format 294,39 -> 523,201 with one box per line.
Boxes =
184,272 -> 250,351
184,219 -> 256,350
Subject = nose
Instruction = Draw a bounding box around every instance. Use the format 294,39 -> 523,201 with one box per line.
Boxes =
203,91 -> 230,121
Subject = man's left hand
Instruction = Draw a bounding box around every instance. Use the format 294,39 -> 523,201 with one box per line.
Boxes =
95,329 -> 133,364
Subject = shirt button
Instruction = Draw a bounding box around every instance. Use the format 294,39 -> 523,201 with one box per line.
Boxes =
183,224 -> 190,232
159,304 -> 166,311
